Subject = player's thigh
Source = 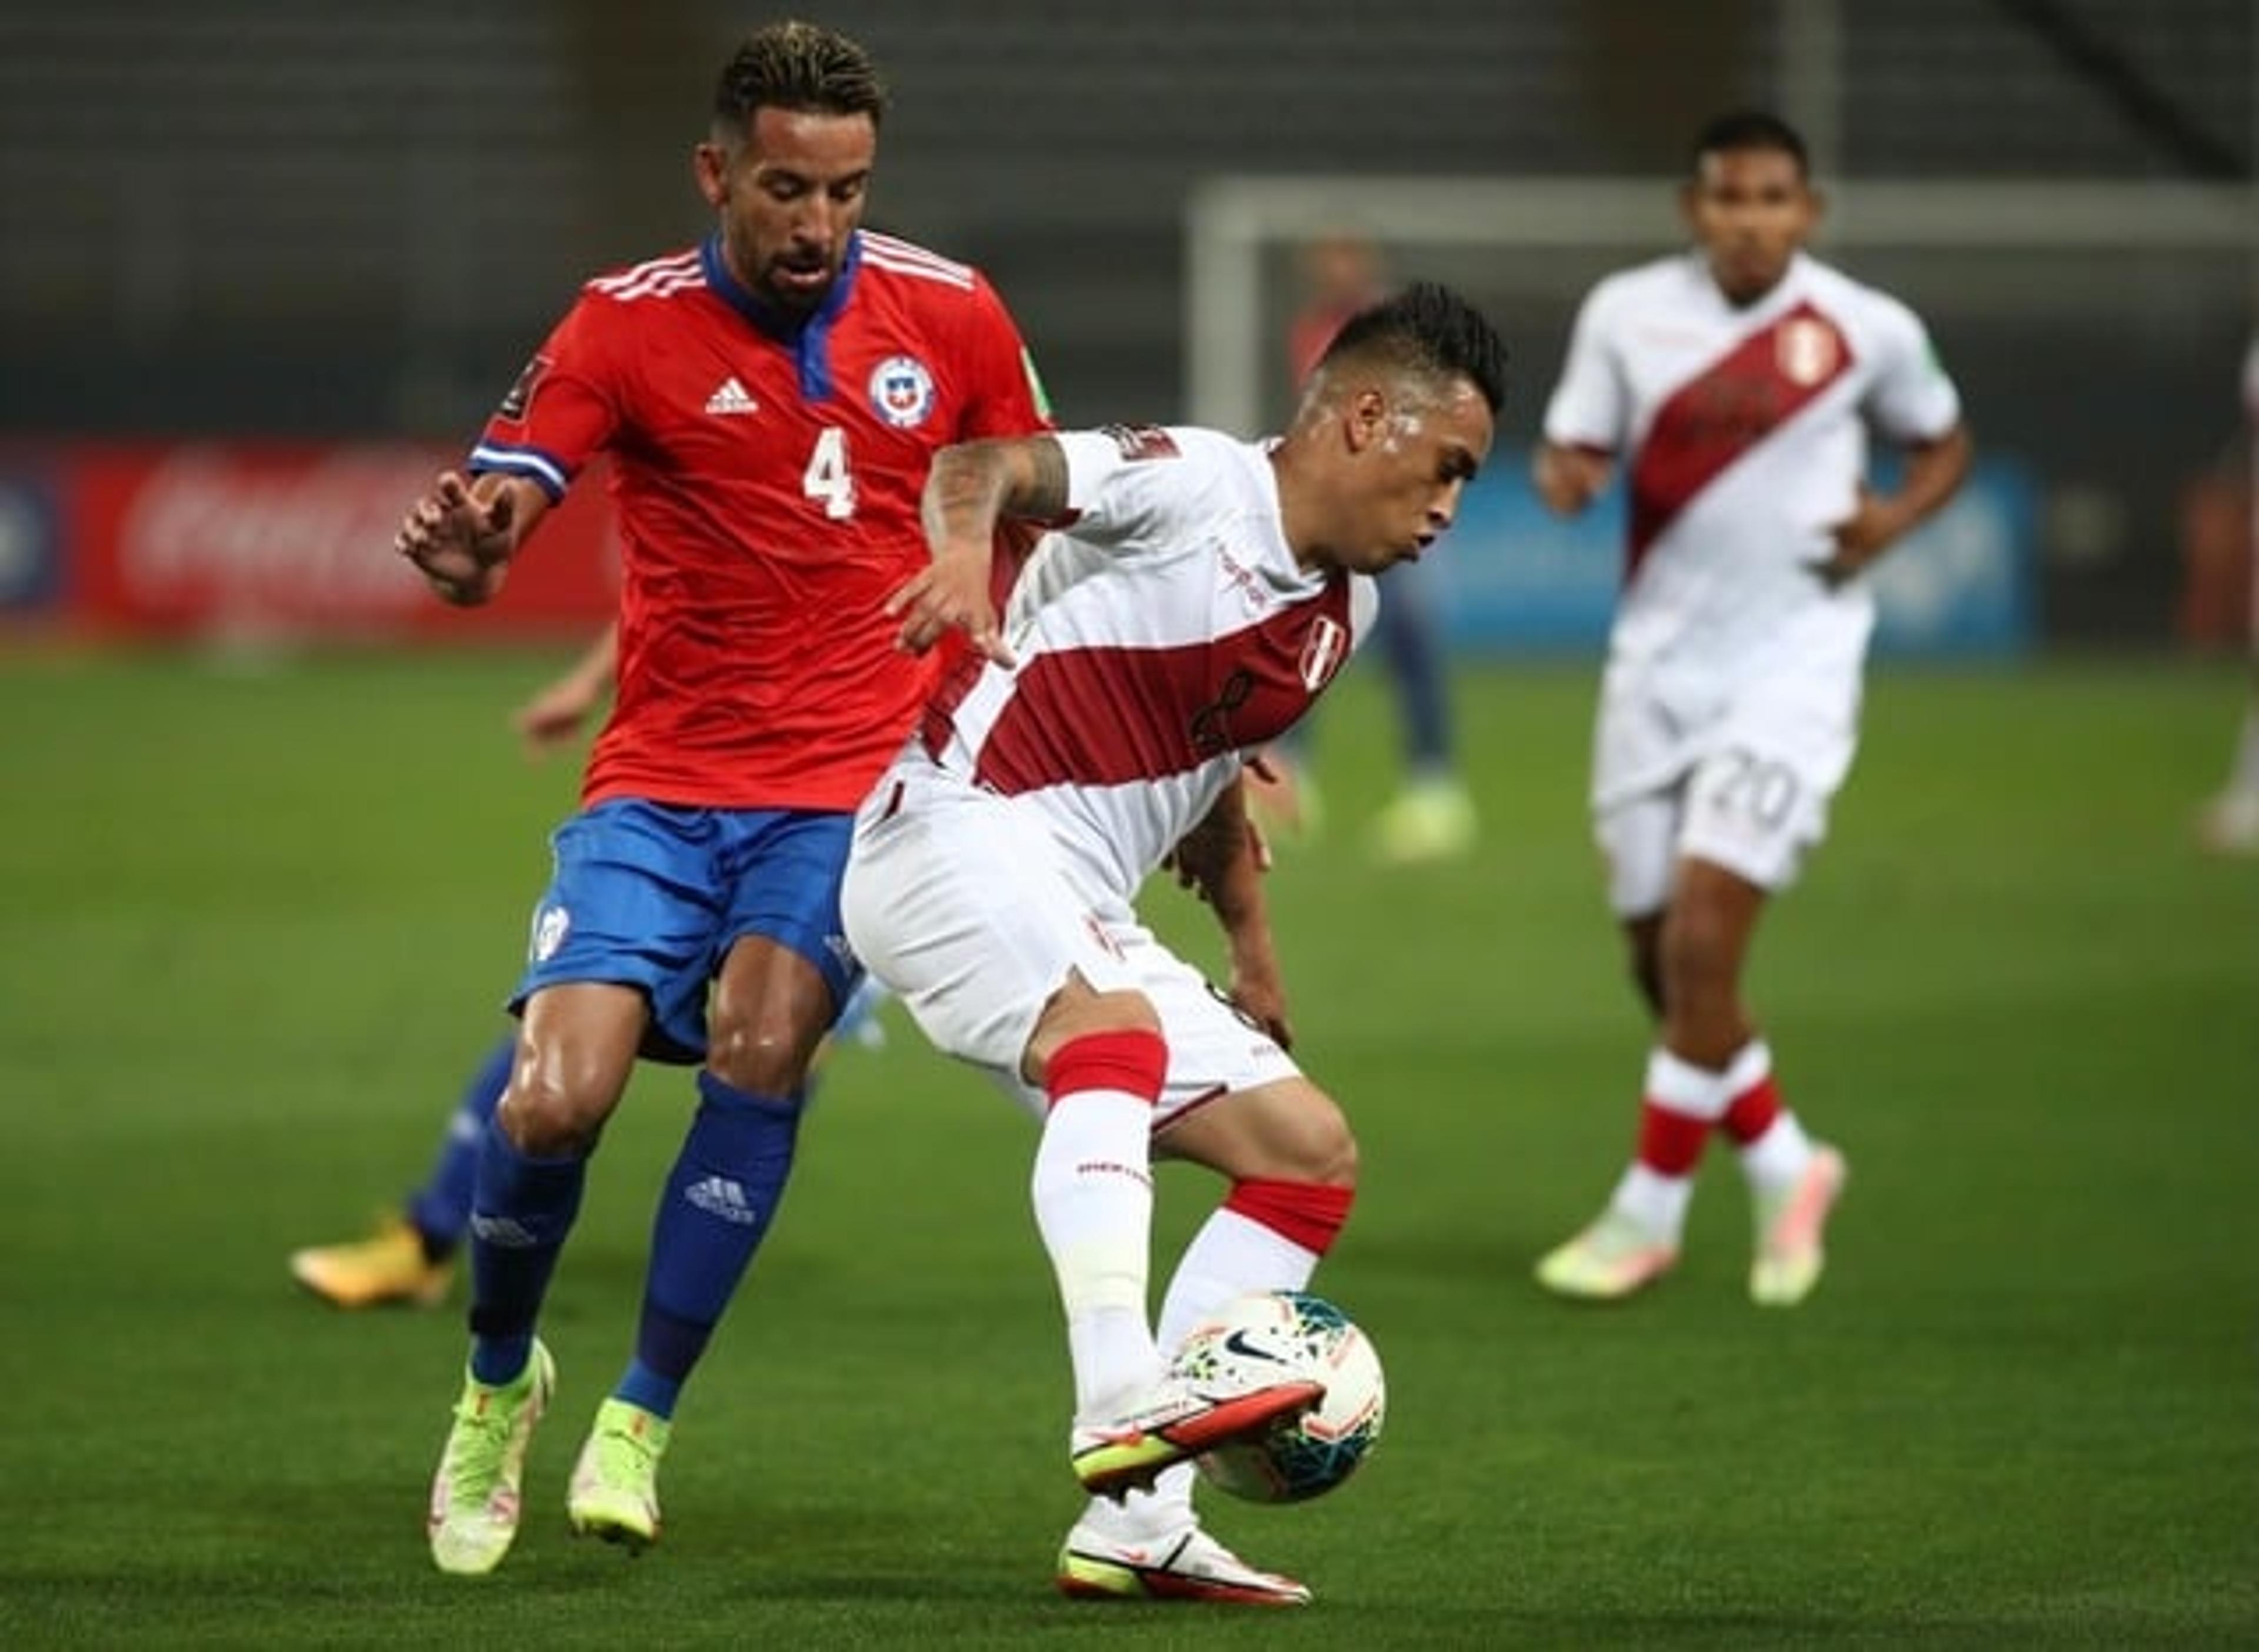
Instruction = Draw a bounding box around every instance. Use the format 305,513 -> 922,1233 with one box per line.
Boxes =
844,776 -> 1133,1077
709,808 -> 859,1045
510,798 -> 726,1064
1595,789 -> 1685,919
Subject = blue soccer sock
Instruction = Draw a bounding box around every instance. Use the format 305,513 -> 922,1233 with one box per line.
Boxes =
615,1071 -> 804,1419
405,1034 -> 514,1261
466,1120 -> 586,1385
1376,575 -> 1455,774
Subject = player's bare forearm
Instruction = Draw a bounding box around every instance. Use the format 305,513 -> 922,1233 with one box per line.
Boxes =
1818,423 -> 1974,585
1888,422 -> 1974,539
896,437 -> 1069,659
922,435 -> 1069,545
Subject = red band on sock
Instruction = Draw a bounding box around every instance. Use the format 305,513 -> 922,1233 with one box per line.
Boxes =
1044,1028 -> 1168,1109
1222,1177 -> 1355,1256
1720,1074 -> 1782,1145
1637,1101 -> 1710,1176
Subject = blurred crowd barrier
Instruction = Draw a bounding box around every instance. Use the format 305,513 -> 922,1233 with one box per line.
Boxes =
0,445 -> 616,642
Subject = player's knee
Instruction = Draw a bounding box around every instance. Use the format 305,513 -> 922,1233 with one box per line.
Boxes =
706,1008 -> 824,1097
1027,985 -> 1162,1083
497,1068 -> 615,1156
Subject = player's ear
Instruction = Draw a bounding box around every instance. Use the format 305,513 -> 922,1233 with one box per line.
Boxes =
1343,387 -> 1388,455
693,142 -> 730,209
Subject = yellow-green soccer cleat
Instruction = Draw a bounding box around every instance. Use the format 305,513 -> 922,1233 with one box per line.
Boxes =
427,1341 -> 556,1576
568,1397 -> 671,1553
1533,1210 -> 1680,1302
1370,778 -> 1477,865
289,1213 -> 451,1309
1069,1376 -> 1324,1501
1750,1144 -> 1847,1307
1057,1518 -> 1311,1606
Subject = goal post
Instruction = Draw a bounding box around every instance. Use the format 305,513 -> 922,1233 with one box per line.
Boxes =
1182,175 -> 2259,653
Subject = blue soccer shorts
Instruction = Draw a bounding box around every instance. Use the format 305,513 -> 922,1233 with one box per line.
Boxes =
508,798 -> 861,1064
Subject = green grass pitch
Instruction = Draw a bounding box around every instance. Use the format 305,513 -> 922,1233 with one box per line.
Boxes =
1,648 -> 2253,1648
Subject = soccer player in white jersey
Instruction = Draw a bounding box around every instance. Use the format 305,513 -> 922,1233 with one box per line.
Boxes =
2197,331 -> 2259,855
844,284 -> 1508,1605
1530,111 -> 1971,1307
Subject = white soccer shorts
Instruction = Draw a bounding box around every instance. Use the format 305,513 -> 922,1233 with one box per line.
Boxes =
1592,669 -> 1860,917
842,751 -> 1302,1124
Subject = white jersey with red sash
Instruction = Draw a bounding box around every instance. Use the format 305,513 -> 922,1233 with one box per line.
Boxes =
1544,250 -> 1959,811
917,423 -> 1374,908
1546,254 -> 1958,692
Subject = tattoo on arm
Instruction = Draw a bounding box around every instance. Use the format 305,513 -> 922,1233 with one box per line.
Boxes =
1010,436 -> 1069,520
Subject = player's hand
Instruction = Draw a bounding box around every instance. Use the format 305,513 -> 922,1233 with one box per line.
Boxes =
1810,488 -> 1903,589
396,472 -> 515,605
1533,443 -> 1612,517
1228,965 -> 1294,1053
886,556 -> 1014,664
512,677 -> 599,757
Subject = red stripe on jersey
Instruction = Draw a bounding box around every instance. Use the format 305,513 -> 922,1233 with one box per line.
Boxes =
1626,299 -> 1854,575
964,576 -> 1354,793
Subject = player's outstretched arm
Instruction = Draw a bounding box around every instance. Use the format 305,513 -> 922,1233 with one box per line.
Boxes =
512,622 -> 619,757
1813,421 -> 1974,588
395,471 -> 551,607
889,434 -> 1069,660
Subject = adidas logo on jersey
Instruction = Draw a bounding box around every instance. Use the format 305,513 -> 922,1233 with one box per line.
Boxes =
704,377 -> 758,416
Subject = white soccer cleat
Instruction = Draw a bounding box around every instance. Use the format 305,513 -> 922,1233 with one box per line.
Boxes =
1750,1144 -> 1847,1306
2198,788 -> 2259,857
1534,1210 -> 1679,1302
1069,1375 -> 1323,1500
1057,1517 -> 1311,1606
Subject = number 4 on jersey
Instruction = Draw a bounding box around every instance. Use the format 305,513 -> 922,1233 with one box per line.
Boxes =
803,426 -> 856,519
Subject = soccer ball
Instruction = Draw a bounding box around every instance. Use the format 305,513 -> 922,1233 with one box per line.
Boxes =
1168,1289 -> 1385,1503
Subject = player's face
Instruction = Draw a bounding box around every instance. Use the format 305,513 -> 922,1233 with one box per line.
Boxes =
1334,377 -> 1493,574
1684,146 -> 1815,305
698,105 -> 877,315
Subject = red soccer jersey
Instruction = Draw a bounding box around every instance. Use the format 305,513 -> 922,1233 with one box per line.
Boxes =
469,229 -> 1049,810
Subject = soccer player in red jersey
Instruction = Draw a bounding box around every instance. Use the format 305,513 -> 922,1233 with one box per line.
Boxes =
393,22 -> 1049,1576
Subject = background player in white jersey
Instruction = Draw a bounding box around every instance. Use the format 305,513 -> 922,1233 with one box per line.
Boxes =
846,284 -> 1508,1605
1530,111 -> 1971,1307
2196,331 -> 2259,855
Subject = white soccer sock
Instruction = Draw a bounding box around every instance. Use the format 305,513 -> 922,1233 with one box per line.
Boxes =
1739,1109 -> 1816,1197
1031,1088 -> 1160,1420
1609,1163 -> 1694,1240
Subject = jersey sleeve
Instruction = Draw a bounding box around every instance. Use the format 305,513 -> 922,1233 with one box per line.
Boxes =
954,274 -> 1053,441
1861,296 -> 1961,446
1052,424 -> 1212,551
1542,280 -> 1628,451
466,292 -> 625,501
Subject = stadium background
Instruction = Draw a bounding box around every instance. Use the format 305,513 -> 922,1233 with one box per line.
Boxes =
2,5 -> 2255,1646
1,0 -> 2253,651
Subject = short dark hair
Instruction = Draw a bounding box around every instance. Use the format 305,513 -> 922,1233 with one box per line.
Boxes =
1316,281 -> 1510,415
714,19 -> 888,134
1691,109 -> 1809,178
